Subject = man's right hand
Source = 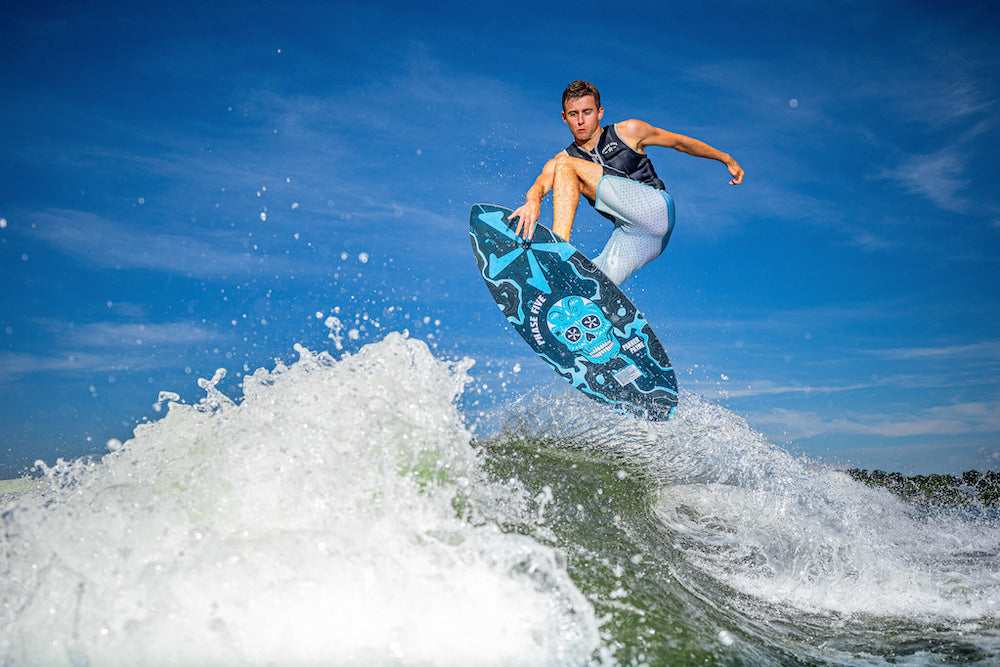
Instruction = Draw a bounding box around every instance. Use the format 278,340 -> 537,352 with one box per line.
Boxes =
509,200 -> 540,240
509,157 -> 558,240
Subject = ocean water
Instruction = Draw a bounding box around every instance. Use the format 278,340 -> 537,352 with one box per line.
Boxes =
1,332 -> 998,665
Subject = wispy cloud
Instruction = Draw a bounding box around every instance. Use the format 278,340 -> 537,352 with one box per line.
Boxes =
12,41 -> 533,276
875,149 -> 970,213
0,349 -> 159,386
28,208 -> 259,276
62,321 -> 223,348
23,208 -> 342,279
672,300 -> 915,337
0,351 -> 92,385
716,378 -> 885,399
863,340 -> 1000,361
0,321 -> 225,386
751,400 -> 1000,441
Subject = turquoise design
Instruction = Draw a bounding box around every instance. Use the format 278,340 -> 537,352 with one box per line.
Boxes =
469,203 -> 677,420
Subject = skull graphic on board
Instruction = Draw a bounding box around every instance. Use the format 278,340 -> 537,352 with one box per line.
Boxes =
546,295 -> 620,363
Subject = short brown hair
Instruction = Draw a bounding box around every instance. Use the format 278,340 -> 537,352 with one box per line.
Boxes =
562,80 -> 601,111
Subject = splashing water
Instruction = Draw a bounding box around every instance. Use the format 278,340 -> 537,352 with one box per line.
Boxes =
3,332 -> 999,665
1,333 -> 602,665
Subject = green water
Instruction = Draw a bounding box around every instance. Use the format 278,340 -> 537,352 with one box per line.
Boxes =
473,423 -> 1000,666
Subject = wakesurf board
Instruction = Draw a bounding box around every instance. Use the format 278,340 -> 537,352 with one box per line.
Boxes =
469,203 -> 678,420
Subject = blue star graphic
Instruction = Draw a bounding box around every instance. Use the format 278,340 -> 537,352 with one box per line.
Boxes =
476,210 -> 575,294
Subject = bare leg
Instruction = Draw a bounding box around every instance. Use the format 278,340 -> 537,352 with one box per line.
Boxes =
551,156 -> 605,241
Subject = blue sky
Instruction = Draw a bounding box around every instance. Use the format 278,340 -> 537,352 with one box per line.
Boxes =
2,0 -> 998,475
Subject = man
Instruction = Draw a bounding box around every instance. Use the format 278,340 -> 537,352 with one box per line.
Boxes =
509,80 -> 744,286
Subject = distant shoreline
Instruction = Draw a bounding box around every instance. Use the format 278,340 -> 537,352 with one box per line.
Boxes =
846,469 -> 1000,507
0,476 -> 45,499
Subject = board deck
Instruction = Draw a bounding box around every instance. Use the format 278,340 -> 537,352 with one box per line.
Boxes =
469,203 -> 678,420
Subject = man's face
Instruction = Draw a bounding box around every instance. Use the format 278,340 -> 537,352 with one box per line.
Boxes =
561,95 -> 603,145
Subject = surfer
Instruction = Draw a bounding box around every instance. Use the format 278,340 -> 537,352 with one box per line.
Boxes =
509,80 -> 744,285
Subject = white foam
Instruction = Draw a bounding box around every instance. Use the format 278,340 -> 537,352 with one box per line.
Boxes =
1,333 -> 601,665
652,396 -> 1000,621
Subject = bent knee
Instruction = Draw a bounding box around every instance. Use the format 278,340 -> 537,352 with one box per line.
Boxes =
556,154 -> 604,175
552,154 -> 574,176
554,155 -> 603,195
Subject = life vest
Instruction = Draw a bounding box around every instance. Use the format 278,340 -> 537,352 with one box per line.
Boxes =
564,123 -> 665,191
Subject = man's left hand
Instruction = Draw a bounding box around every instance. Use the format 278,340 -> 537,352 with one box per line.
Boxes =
727,159 -> 745,185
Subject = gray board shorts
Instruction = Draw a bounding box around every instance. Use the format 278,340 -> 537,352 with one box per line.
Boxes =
590,175 -> 675,286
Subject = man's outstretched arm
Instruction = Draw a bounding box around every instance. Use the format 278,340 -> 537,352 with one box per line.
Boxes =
619,119 -> 745,185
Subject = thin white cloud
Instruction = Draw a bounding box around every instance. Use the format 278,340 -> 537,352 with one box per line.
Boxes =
63,321 -> 222,348
0,349 -> 154,385
864,340 -> 1000,361
875,149 -> 970,213
0,321 -> 225,385
671,300 -> 910,336
845,228 -> 901,253
0,351 -> 89,385
716,378 -> 884,399
751,400 -> 1000,441
28,208 -> 261,277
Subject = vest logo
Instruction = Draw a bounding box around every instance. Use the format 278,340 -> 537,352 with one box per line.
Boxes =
601,142 -> 618,155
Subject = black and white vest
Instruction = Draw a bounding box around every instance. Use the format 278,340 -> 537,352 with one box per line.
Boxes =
564,123 -> 665,191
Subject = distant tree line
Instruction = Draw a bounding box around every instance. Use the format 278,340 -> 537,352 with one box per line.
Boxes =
847,469 -> 1000,507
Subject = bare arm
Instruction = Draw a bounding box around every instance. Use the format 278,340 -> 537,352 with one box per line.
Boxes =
618,119 -> 745,185
508,155 -> 559,239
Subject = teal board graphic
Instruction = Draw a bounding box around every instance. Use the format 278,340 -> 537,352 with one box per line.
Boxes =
469,203 -> 678,420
